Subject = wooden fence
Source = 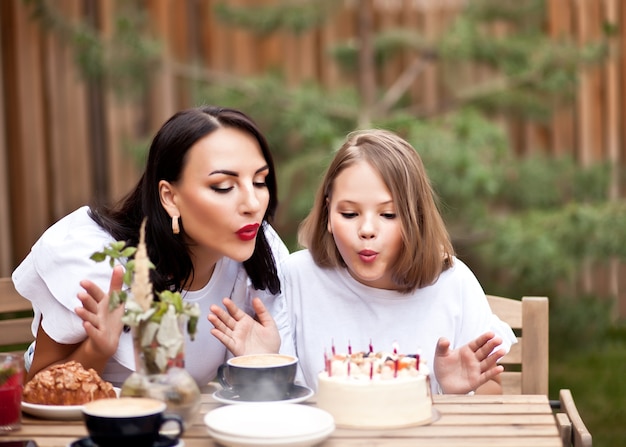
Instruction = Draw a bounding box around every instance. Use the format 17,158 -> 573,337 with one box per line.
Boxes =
1,0 -> 625,316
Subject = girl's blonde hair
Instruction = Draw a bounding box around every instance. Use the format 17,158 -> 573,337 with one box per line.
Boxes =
298,129 -> 454,293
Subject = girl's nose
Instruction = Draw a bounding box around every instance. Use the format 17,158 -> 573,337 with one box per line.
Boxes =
358,217 -> 376,239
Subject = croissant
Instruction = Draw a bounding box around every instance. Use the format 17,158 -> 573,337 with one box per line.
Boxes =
23,361 -> 116,405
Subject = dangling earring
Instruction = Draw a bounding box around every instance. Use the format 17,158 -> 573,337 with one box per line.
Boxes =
172,215 -> 180,234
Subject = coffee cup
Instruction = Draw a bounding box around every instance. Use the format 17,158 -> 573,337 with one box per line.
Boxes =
82,397 -> 184,447
217,353 -> 297,401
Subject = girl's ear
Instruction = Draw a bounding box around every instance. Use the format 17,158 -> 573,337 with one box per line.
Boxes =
326,197 -> 332,234
159,180 -> 179,218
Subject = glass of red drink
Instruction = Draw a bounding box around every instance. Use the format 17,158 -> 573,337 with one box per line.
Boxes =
0,353 -> 24,432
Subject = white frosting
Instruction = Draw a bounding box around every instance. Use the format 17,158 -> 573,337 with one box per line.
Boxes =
316,353 -> 432,428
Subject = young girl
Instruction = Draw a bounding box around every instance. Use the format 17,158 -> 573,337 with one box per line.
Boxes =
13,106 -> 290,388
212,128 -> 515,395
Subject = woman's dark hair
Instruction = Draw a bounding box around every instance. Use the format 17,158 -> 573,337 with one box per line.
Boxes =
89,105 -> 281,294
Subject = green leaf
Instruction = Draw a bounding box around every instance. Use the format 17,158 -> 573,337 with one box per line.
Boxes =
188,317 -> 198,341
109,290 -> 127,311
121,247 -> 137,258
111,241 -> 126,251
123,268 -> 133,286
90,252 -> 107,262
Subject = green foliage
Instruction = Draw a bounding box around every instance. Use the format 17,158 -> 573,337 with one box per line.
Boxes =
466,0 -> 545,26
214,0 -> 336,35
197,75 -> 357,153
22,0 -> 161,98
550,294 -> 614,356
496,157 -> 611,209
479,202 -> 626,294
90,241 -> 200,339
331,29 -> 432,75
438,11 -> 607,119
90,241 -> 140,309
550,327 -> 626,447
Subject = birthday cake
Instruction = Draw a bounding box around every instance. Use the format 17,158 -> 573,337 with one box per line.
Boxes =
316,351 -> 432,428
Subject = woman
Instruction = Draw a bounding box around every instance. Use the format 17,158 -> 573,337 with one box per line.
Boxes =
13,106 -> 290,388
211,128 -> 516,395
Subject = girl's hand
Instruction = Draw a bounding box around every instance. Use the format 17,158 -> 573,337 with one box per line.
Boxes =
208,297 -> 280,356
433,331 -> 505,394
75,265 -> 126,359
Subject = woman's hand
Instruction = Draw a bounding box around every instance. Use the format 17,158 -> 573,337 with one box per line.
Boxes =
433,331 -> 505,395
208,297 -> 280,356
28,266 -> 126,380
75,265 -> 126,359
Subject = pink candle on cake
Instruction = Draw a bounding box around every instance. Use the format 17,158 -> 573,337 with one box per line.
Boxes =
392,341 -> 399,378
415,349 -> 421,371
347,341 -> 352,376
324,350 -> 328,372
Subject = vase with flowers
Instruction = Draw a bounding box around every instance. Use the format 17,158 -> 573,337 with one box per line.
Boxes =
91,219 -> 201,425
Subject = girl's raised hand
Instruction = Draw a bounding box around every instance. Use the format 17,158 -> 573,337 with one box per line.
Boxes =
433,331 -> 505,394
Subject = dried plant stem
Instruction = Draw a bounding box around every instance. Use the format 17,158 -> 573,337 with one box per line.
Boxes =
131,218 -> 154,312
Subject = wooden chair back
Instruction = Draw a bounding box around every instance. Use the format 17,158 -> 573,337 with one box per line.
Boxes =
557,389 -> 592,447
486,295 -> 549,395
0,277 -> 34,351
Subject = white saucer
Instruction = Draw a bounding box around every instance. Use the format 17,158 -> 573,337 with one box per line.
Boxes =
212,384 -> 314,405
204,403 -> 334,446
68,435 -> 184,447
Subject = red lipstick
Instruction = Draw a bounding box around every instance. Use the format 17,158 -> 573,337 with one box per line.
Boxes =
236,223 -> 260,241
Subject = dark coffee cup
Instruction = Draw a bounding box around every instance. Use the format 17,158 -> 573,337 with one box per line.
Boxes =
82,397 -> 184,447
217,353 -> 297,401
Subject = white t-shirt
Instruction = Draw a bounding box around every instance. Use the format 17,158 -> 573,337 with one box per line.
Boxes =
12,206 -> 291,388
282,249 -> 517,393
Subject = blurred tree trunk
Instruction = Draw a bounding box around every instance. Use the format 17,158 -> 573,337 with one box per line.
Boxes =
357,0 -> 375,127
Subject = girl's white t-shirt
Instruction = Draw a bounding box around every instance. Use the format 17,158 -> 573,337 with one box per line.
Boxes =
282,249 -> 517,394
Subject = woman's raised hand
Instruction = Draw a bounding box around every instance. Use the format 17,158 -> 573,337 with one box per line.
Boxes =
208,297 -> 280,356
75,265 -> 126,359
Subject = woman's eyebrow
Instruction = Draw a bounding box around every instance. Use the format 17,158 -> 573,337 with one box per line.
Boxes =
209,169 -> 238,177
209,165 -> 269,177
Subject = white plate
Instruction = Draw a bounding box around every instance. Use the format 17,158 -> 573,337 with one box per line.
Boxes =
206,427 -> 335,447
21,401 -> 84,420
212,384 -> 313,405
204,403 -> 334,445
22,387 -> 120,421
